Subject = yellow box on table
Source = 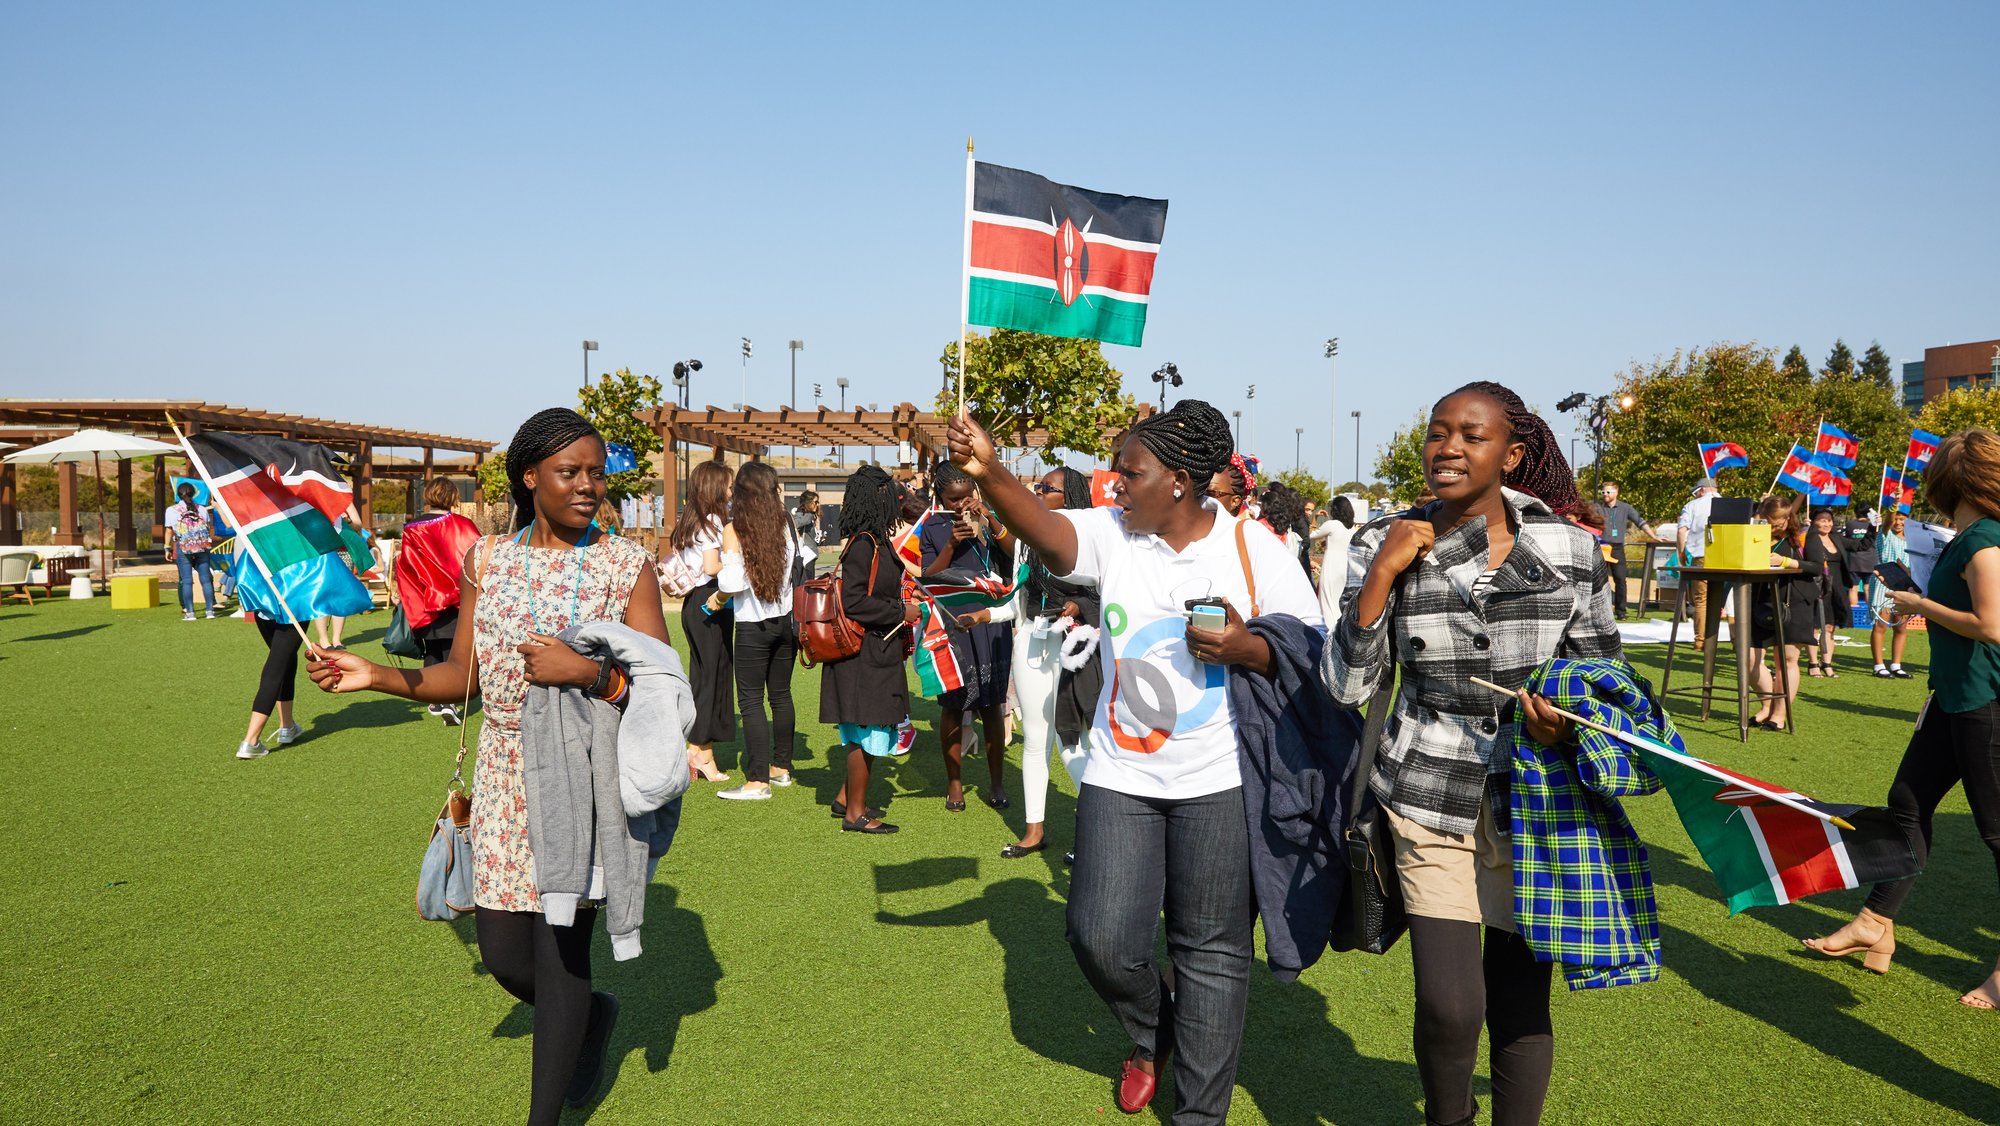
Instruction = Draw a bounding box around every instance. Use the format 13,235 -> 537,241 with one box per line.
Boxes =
109,574 -> 159,609
1704,524 -> 1773,571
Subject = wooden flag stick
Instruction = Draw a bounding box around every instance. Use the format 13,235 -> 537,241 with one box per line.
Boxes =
958,135 -> 974,422
166,412 -> 322,661
1466,675 -> 1857,830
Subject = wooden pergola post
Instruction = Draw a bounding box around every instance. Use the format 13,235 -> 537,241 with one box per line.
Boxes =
659,410 -> 679,555
355,441 -> 374,530
115,458 -> 135,552
0,461 -> 17,546
55,463 -> 80,546
151,455 -> 168,543
472,452 -> 486,521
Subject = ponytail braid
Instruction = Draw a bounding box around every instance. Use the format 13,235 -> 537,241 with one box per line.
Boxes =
1436,381 -> 1580,516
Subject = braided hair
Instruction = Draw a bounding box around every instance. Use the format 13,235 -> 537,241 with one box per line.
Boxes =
1128,399 -> 1235,484
1434,381 -> 1579,516
1053,466 -> 1091,511
504,408 -> 603,530
839,465 -> 898,542
931,460 -> 973,499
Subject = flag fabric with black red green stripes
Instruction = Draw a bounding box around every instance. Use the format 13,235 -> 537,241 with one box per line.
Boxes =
180,431 -> 371,622
966,162 -> 1167,347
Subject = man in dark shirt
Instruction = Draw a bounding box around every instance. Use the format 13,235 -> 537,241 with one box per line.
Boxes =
1598,481 -> 1654,619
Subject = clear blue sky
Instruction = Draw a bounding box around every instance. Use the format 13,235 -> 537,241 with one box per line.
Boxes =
4,3 -> 1995,481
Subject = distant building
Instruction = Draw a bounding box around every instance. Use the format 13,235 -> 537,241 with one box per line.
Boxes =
1907,339 -> 2000,411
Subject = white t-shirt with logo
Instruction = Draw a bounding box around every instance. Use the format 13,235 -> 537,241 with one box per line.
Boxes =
1057,500 -> 1324,800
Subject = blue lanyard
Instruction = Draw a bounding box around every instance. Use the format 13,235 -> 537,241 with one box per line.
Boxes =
518,520 -> 594,633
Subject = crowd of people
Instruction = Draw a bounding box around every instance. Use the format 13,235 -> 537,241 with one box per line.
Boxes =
193,394 -> 1997,1126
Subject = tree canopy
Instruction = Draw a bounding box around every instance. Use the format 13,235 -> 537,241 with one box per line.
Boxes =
1914,386 -> 2000,443
935,329 -> 1137,465
1373,410 -> 1429,503
1780,345 -> 1813,384
1271,467 -> 1330,507
1822,339 -> 1856,379
577,366 -> 665,504
1859,341 -> 1895,389
1599,342 -> 1908,522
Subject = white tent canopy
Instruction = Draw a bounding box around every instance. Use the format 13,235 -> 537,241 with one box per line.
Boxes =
2,428 -> 180,464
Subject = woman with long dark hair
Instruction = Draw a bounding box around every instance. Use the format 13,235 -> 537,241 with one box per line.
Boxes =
713,461 -> 813,800
824,465 -> 922,832
1803,506 -> 1858,677
1805,428 -> 2000,1009
1748,495 -> 1815,731
948,401 -> 1323,1123
670,460 -> 734,782
998,465 -> 1103,858
1323,381 -> 1620,1126
309,408 -> 669,1122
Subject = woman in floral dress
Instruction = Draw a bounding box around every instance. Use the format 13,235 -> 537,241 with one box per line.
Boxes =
310,409 -> 670,1125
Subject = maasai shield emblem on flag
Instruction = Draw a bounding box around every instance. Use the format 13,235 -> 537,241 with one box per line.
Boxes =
180,431 -> 372,623
966,162 -> 1168,347
1697,441 -> 1749,475
1814,421 -> 1859,469
1907,428 -> 1941,472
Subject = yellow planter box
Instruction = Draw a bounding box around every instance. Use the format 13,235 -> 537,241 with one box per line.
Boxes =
109,574 -> 160,610
1705,524 -> 1773,571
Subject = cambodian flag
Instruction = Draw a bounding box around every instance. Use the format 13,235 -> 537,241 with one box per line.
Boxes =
1807,459 -> 1853,506
1907,429 -> 1941,473
1815,421 -> 1859,469
1880,465 -> 1916,515
1698,442 -> 1749,475
1775,445 -> 1817,493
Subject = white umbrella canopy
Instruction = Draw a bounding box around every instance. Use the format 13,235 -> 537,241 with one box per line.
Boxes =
1,428 -> 180,464
4,428 -> 183,574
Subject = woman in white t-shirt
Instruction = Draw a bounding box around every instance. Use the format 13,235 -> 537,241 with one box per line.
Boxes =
948,401 -> 1321,1124
711,461 -> 815,800
669,460 -> 734,782
1312,495 -> 1358,627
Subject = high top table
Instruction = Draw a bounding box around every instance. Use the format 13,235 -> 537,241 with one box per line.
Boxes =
1659,564 -> 1798,742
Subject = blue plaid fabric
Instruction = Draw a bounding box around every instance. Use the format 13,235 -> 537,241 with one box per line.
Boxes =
1509,657 -> 1669,990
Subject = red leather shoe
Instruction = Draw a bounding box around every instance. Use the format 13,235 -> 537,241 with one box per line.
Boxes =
1116,1054 -> 1158,1114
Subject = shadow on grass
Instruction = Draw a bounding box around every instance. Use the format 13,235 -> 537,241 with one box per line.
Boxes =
478,883 -> 721,1111
12,624 -> 110,642
307,697 -> 434,738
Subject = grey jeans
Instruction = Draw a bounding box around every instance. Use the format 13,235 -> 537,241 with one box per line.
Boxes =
1067,783 -> 1254,1126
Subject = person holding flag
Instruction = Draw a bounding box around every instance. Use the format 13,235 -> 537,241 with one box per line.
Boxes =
1805,429 -> 2000,1010
1802,507 -> 1859,677
1869,510 -> 1916,679
919,462 -> 1015,812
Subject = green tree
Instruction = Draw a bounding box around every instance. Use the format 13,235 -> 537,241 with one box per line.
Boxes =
1780,345 -> 1813,383
1859,340 -> 1895,389
577,367 -> 665,504
1915,386 -> 2000,442
1822,339 -> 1856,380
1272,467 -> 1330,507
935,329 -> 1137,464
478,452 -> 510,507
1373,410 -> 1429,503
1334,479 -> 1369,497
1600,342 -> 1910,523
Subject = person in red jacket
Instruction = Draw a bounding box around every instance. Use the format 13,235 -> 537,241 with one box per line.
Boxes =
395,477 -> 482,723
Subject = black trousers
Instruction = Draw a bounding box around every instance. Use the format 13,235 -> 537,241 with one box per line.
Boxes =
1606,554 -> 1629,617
475,905 -> 597,1126
252,617 -> 302,714
680,582 -> 735,744
733,616 -> 797,783
1408,917 -> 1553,1126
1866,699 -> 2000,917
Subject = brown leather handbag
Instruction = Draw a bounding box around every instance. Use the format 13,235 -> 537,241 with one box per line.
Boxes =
793,533 -> 878,668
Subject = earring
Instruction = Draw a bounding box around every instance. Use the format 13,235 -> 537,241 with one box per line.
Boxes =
1173,488 -> 1184,499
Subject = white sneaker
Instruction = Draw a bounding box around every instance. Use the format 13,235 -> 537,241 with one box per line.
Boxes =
182,611 -> 196,622
236,741 -> 268,760
205,610 -> 217,619
716,785 -> 773,801
272,724 -> 303,745
769,771 -> 795,788
439,706 -> 463,727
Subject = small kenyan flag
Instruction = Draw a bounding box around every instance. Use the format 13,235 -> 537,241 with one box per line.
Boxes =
966,162 -> 1168,347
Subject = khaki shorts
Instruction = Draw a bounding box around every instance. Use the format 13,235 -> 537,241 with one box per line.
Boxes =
1385,802 -> 1516,932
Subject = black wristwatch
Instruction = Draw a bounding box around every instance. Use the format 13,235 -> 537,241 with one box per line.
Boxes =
589,656 -> 613,697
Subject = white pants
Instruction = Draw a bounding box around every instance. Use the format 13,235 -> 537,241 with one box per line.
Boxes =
1011,623 -> 1087,824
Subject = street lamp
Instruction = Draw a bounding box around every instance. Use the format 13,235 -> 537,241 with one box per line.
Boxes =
1350,410 -> 1361,485
1325,337 -> 1339,503
581,340 -> 598,393
1294,427 -> 1303,470
1150,363 -> 1182,408
787,339 -> 804,469
1232,410 -> 1242,447
671,358 -> 703,496
1245,384 -> 1256,451
836,377 -> 850,464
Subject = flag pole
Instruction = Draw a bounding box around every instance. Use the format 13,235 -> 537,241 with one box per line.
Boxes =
1768,435 -> 1801,498
166,412 -> 321,659
1467,676 -> 1856,830
958,135 -> 975,422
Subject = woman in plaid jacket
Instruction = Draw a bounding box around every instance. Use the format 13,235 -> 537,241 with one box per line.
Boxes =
1324,381 -> 1621,1126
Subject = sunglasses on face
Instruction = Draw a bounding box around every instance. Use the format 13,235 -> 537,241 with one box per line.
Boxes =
1032,483 -> 1062,495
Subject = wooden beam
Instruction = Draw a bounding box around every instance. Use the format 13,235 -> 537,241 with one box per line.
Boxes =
116,458 -> 135,552
0,461 -> 16,546
55,463 -> 80,546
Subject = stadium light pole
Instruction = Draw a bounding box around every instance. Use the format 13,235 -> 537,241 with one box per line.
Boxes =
1295,427 -> 1303,471
836,377 -> 850,464
581,339 -> 598,393
788,339 -> 804,468
1324,338 -> 1339,500
1232,410 -> 1242,448
1150,362 -> 1182,408
1350,410 -> 1361,485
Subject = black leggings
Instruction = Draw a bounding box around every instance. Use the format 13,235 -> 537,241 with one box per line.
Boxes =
1408,917 -> 1554,1126
1865,699 -> 2000,917
475,905 -> 597,1126
733,616 -> 797,783
252,617 -> 303,714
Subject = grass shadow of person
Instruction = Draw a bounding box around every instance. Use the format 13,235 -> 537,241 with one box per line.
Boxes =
12,623 -> 110,642
305,696 -> 433,738
1660,917 -> 1999,1121
1234,962 -> 1425,1126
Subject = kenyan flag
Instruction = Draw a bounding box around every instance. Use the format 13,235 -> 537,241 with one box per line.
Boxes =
967,162 -> 1168,347
180,432 -> 351,574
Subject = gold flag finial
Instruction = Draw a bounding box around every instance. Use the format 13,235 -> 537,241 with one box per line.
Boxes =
966,135 -> 974,154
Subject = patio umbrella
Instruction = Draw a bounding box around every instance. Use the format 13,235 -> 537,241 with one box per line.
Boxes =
4,428 -> 183,575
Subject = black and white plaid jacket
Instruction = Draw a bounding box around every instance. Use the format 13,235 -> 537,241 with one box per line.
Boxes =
1323,489 -> 1621,835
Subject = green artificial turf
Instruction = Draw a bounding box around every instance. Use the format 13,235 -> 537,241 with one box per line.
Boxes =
1,597 -> 1995,1124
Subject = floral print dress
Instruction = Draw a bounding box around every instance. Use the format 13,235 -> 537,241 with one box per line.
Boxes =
469,530 -> 648,913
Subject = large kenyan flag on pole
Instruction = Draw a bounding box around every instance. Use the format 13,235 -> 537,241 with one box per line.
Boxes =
965,161 -> 1168,348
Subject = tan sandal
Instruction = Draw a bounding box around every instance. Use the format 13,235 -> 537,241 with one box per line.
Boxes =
1802,909 -> 1895,973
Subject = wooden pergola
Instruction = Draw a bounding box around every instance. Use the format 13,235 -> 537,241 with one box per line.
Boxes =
633,402 -> 1155,506
0,399 -> 493,548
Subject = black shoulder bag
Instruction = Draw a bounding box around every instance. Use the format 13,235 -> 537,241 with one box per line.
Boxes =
1327,671 -> 1408,955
